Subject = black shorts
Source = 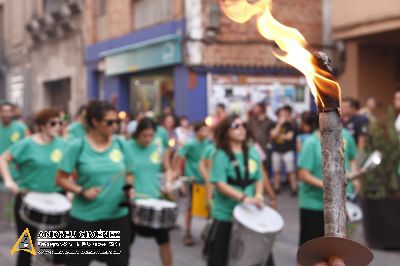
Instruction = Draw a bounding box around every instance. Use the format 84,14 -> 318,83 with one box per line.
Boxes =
132,225 -> 170,245
299,208 -> 324,246
66,215 -> 131,266
205,219 -> 232,266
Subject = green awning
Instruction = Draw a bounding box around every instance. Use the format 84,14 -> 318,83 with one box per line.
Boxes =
101,34 -> 182,76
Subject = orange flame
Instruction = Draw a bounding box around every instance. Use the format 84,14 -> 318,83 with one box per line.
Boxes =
220,0 -> 341,110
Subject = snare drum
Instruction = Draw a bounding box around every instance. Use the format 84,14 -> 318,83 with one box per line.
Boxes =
132,198 -> 178,229
228,204 -> 284,266
19,192 -> 71,230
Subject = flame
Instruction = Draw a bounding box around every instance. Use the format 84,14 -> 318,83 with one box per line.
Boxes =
220,0 -> 341,110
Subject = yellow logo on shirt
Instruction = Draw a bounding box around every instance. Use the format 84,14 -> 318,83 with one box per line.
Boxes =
50,149 -> 63,163
11,132 -> 21,143
248,159 -> 258,174
109,149 -> 122,163
150,151 -> 161,164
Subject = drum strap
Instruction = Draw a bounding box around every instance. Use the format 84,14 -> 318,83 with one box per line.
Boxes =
226,148 -> 253,190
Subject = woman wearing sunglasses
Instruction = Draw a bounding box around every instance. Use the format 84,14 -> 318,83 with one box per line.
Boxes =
56,100 -> 134,266
0,107 -> 66,266
204,114 -> 264,266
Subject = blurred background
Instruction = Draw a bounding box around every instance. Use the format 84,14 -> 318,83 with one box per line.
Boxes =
0,0 -> 399,119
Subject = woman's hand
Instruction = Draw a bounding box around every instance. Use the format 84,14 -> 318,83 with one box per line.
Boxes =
82,187 -> 101,200
244,197 -> 264,209
4,180 -> 19,195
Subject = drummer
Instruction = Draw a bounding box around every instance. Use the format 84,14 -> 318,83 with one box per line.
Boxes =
176,121 -> 210,246
297,112 -> 358,246
205,114 -> 264,266
56,100 -> 134,266
0,107 -> 65,266
126,117 -> 174,266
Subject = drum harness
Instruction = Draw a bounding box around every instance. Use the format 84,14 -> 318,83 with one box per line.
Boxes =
203,148 -> 255,260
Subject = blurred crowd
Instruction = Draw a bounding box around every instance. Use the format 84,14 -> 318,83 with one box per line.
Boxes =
0,90 -> 399,266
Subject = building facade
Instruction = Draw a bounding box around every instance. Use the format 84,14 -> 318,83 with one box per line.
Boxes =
85,0 -> 324,121
1,0 -> 85,115
332,0 -> 400,108
0,0 -> 33,114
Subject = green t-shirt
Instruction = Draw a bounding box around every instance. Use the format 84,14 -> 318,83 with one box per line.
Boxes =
178,139 -> 210,183
127,139 -> 162,199
297,130 -> 356,211
343,128 -> 357,172
8,137 -> 65,192
58,136 -> 132,221
153,126 -> 169,152
67,121 -> 86,139
201,143 -> 217,160
0,121 -> 27,181
210,147 -> 263,222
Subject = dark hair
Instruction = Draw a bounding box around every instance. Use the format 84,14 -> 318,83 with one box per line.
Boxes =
214,114 -> 249,156
76,105 -> 87,117
0,101 -> 14,109
216,103 -> 226,110
133,117 -> 157,139
255,102 -> 266,113
85,100 -> 116,128
301,111 -> 319,131
193,121 -> 207,132
275,105 -> 292,116
342,97 -> 360,110
179,116 -> 189,121
35,108 -> 61,126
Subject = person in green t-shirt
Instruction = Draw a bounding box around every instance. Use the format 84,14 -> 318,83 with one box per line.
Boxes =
56,100 -> 133,266
0,102 -> 29,182
199,142 -> 217,209
204,114 -> 264,266
297,113 -> 358,247
66,104 -> 87,139
176,121 -> 210,246
0,107 -> 65,266
126,117 -> 174,266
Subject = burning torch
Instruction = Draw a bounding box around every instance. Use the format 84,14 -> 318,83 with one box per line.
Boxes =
220,1 -> 373,265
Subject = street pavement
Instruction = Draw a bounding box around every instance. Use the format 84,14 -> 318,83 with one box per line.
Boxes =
0,191 -> 399,265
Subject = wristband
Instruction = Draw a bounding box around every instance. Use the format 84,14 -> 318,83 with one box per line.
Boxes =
255,193 -> 264,201
77,188 -> 86,198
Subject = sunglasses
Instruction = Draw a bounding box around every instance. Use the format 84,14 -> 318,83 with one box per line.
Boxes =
48,121 -> 63,127
230,122 -> 245,129
104,119 -> 120,127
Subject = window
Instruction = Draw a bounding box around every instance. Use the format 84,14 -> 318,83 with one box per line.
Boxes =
133,0 -> 173,30
43,0 -> 64,13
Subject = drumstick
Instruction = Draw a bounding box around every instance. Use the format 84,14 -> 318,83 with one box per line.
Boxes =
100,173 -> 121,191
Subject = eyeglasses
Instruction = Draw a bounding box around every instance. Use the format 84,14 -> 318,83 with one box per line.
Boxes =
230,122 -> 245,129
104,119 -> 120,127
48,121 -> 63,127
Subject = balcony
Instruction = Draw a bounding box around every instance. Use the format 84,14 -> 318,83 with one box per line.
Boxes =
25,0 -> 82,43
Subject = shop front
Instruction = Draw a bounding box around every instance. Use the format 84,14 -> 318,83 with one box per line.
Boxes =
86,21 -> 186,118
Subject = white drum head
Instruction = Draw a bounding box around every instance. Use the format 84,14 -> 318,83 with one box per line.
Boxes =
24,192 -> 71,213
346,201 -> 363,222
135,198 -> 177,210
234,203 -> 284,234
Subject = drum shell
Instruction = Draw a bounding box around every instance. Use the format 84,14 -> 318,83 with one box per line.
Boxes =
131,204 -> 178,229
228,218 -> 279,266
